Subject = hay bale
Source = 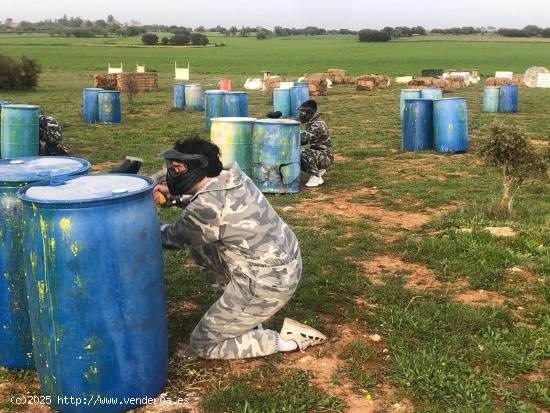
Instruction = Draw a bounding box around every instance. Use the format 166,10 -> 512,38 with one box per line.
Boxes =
326,69 -> 347,84
414,77 -> 434,86
93,73 -> 118,89
356,80 -> 375,91
511,74 -> 525,87
117,72 -> 158,92
344,76 -> 357,84
263,76 -> 285,94
374,75 -> 390,89
432,79 -> 447,89
407,79 -> 427,88
523,66 -> 550,87
485,77 -> 513,86
446,76 -> 465,89
304,73 -> 329,82
309,80 -> 328,96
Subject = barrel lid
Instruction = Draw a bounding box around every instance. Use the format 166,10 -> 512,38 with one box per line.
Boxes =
2,104 -> 39,110
97,90 -> 119,94
21,174 -> 152,203
205,90 -> 226,94
401,89 -> 422,92
224,91 -> 246,94
434,97 -> 466,101
211,117 -> 256,123
0,157 -> 91,183
185,84 -> 202,87
83,88 -> 104,90
255,119 -> 300,125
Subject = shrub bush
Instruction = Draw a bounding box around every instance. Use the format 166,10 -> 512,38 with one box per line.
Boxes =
170,34 -> 190,45
161,37 -> 169,45
358,29 -> 391,42
190,32 -> 209,45
0,54 -> 41,90
141,33 -> 158,45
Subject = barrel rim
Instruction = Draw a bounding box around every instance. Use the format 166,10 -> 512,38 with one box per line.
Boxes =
400,89 -> 422,93
83,87 -> 105,91
97,90 -> 120,94
0,156 -> 91,184
211,117 -> 257,123
255,119 -> 300,125
17,173 -> 154,206
433,97 -> 467,101
205,90 -> 226,94
223,91 -> 247,95
1,104 -> 39,110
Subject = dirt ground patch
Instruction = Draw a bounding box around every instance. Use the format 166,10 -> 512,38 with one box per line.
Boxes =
453,290 -> 507,306
359,255 -> 443,291
295,189 -> 433,230
91,160 -> 118,171
167,299 -> 200,316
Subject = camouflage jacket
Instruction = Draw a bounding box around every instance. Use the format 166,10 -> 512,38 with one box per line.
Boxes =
300,112 -> 333,156
160,163 -> 301,280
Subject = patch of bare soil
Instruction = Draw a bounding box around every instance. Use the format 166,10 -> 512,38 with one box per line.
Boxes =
167,300 -> 200,316
453,290 -> 507,306
334,154 -> 353,162
280,324 -> 413,413
296,189 -> 432,230
531,139 -> 549,146
359,255 -> 443,291
91,160 -> 118,172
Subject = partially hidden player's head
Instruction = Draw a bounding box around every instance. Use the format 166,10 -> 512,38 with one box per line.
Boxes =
298,100 -> 317,124
160,136 -> 223,195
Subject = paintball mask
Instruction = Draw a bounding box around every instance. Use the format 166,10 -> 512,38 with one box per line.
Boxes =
298,100 -> 318,123
159,149 -> 209,195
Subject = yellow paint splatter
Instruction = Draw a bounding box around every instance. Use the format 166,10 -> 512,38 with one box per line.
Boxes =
89,363 -> 98,375
59,218 -> 71,237
70,242 -> 80,257
39,216 -> 47,234
37,281 -> 46,302
49,238 -> 56,251
74,276 -> 82,288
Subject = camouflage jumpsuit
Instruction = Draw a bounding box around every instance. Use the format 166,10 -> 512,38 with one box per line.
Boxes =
160,163 -> 302,359
300,112 -> 334,176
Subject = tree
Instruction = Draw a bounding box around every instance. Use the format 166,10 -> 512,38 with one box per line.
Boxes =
161,37 -> 169,45
358,29 -> 391,42
479,123 -> 548,213
123,73 -> 140,107
229,26 -> 238,36
256,31 -> 267,40
0,54 -> 41,90
195,25 -> 205,32
523,25 -> 541,37
170,33 -> 190,45
190,32 -> 209,45
141,33 -> 158,45
95,19 -> 107,28
542,28 -> 550,38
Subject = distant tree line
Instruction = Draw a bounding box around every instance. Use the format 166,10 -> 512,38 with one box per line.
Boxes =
359,26 -> 427,42
142,30 -> 209,46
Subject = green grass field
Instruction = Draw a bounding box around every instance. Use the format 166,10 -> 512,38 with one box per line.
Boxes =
0,34 -> 549,413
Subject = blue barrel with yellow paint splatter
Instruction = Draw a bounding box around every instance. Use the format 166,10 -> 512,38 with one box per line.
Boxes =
223,92 -> 249,117
82,88 -> 104,124
18,174 -> 167,413
273,88 -> 291,117
0,157 -> 90,369
205,90 -> 226,130
173,83 -> 186,110
252,119 -> 301,193
433,98 -> 469,152
1,104 -> 40,159
499,84 -> 518,113
185,84 -> 203,112
211,117 -> 256,177
420,88 -> 443,100
98,91 -> 122,124
289,84 -> 310,117
402,99 -> 434,151
483,86 -> 500,113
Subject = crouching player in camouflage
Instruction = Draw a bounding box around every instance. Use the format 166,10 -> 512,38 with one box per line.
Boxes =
299,100 -> 334,188
38,111 -> 71,156
154,137 -> 327,359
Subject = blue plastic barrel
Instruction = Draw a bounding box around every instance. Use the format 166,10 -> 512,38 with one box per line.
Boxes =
402,99 -> 434,151
205,90 -> 226,130
223,92 -> 249,117
210,117 -> 256,177
18,174 -> 168,413
483,87 -> 501,113
420,88 -> 443,100
499,85 -> 518,113
252,119 -> 301,193
98,91 -> 121,124
400,89 -> 422,120
1,104 -> 39,159
433,98 -> 469,152
273,88 -> 291,117
290,85 -> 310,117
173,83 -> 186,110
82,88 -> 104,124
185,84 -> 203,112
0,157 -> 90,369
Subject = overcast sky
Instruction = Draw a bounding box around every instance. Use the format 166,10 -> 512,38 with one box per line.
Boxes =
5,0 -> 550,30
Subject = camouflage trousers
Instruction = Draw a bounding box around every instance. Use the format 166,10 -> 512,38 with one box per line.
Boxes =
301,148 -> 334,176
189,245 -> 302,359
